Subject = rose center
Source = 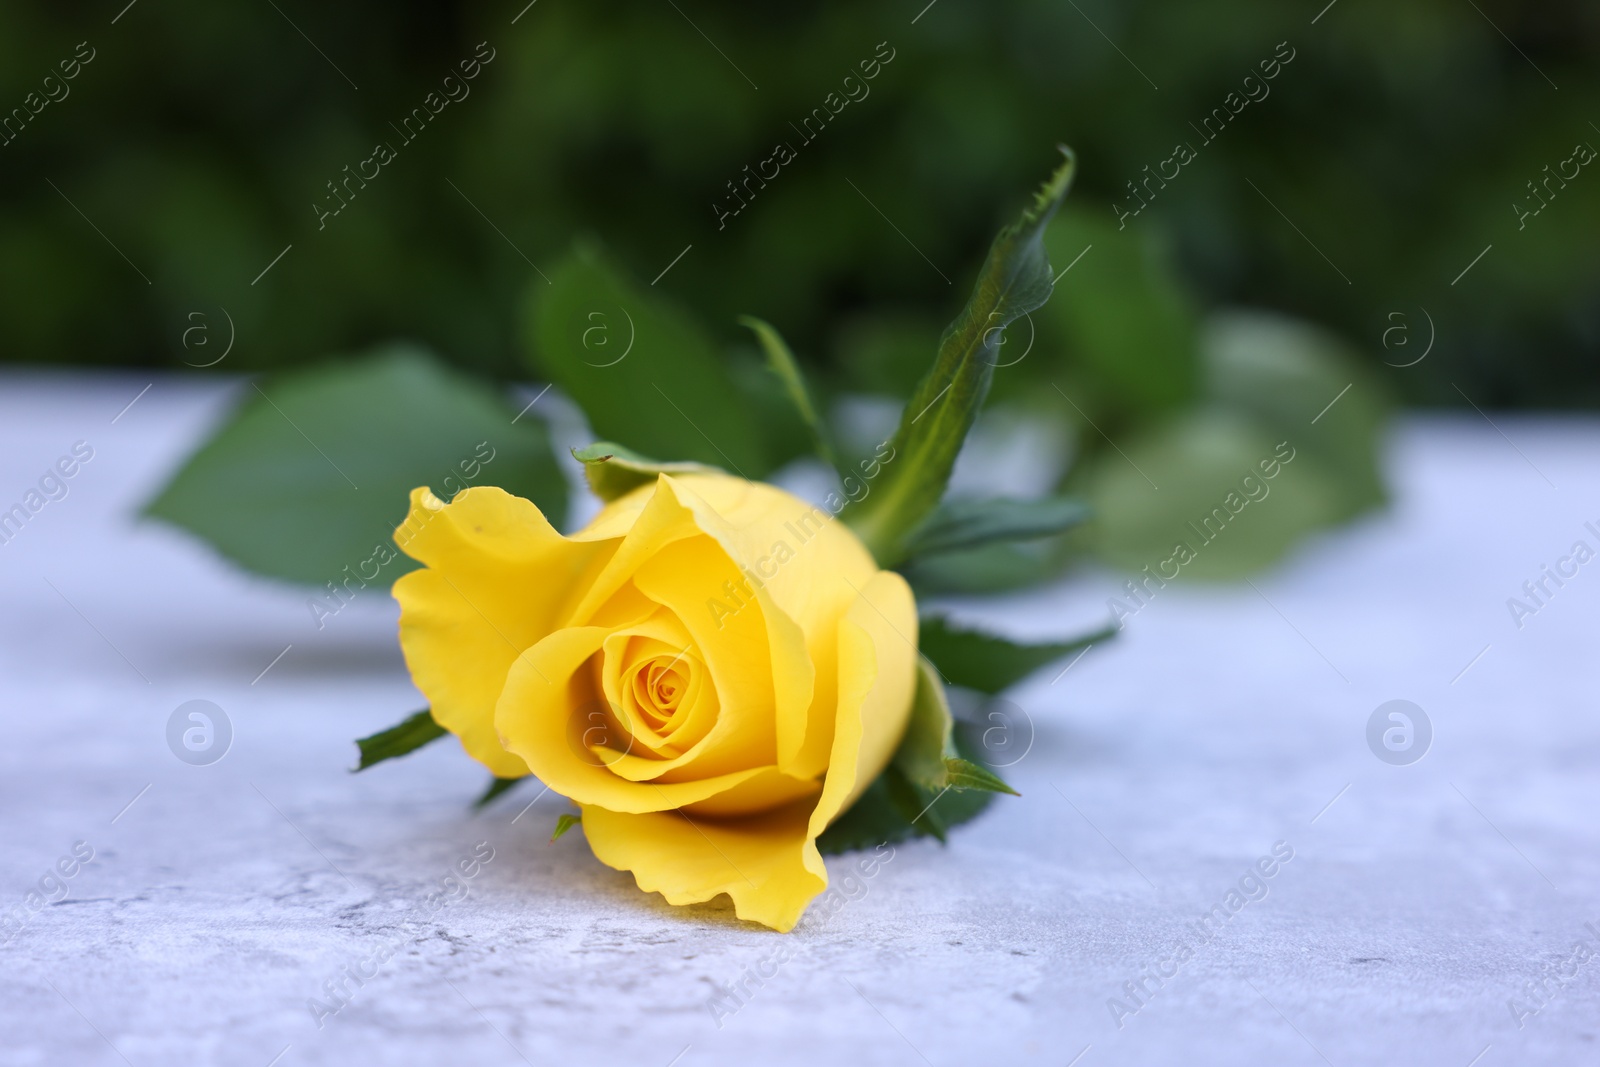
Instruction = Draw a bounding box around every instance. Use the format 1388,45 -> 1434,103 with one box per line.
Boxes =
634,654 -> 691,730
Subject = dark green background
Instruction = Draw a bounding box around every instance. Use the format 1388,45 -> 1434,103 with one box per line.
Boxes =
2,0 -> 1594,407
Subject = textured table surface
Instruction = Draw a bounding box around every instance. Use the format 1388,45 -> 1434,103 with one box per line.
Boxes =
1,373 -> 1597,1067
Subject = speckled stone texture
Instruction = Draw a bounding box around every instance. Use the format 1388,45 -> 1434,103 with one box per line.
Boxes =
1,374 -> 1596,1067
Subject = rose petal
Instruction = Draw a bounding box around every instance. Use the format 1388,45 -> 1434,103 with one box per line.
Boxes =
580,570 -> 916,931
809,570 -> 918,832
641,475 -> 877,780
496,625 -> 806,813
630,535 -> 785,775
580,800 -> 821,933
392,486 -> 601,778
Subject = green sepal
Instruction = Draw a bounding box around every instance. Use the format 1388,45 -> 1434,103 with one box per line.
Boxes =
571,441 -> 717,502
816,774 -> 922,854
472,776 -> 524,810
903,495 -> 1090,558
847,148 -> 1077,566
890,656 -> 956,789
551,813 -> 582,842
738,315 -> 837,468
918,616 -> 1115,694
892,656 -> 1017,795
927,725 -> 1007,827
817,662 -> 1015,855
354,709 -> 447,771
816,724 -> 1002,855
943,757 -> 1020,795
884,764 -> 946,842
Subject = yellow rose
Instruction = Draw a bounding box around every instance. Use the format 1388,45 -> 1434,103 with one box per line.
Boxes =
391,471 -> 917,931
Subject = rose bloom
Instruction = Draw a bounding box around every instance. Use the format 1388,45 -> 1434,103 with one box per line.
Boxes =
392,472 -> 917,931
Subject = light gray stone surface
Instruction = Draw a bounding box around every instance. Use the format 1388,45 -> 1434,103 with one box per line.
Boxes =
1,373 -> 1596,1066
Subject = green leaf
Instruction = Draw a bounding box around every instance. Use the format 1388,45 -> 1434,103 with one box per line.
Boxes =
1082,411 -> 1331,579
571,441 -> 717,502
903,495 -> 1090,558
723,349 -> 817,474
1202,310 -> 1389,520
525,241 -> 769,476
918,615 -> 1115,694
847,148 -> 1077,566
833,312 -> 946,397
472,776 -> 524,810
1080,311 -> 1390,581
145,345 -> 567,586
354,709 -> 448,771
551,812 -> 581,842
738,315 -> 837,468
1027,206 -> 1199,417
902,539 -> 1069,596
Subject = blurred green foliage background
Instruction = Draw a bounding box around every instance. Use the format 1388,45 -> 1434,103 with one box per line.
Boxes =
7,0 -> 1596,590
3,0 -> 1594,406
